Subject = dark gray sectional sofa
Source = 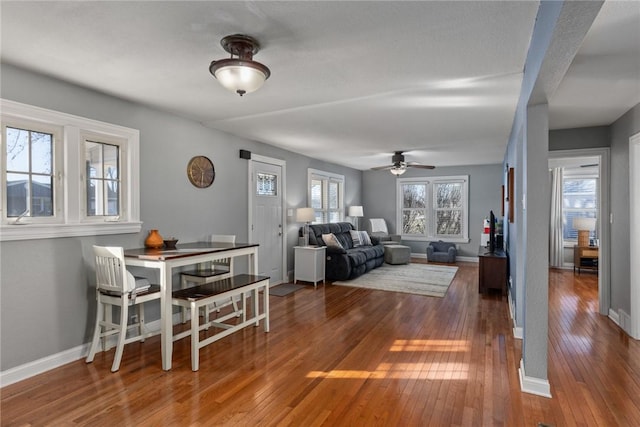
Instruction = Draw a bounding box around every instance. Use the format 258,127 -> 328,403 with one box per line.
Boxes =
306,222 -> 384,281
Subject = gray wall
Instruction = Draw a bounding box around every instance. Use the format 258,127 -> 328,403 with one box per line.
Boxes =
609,103 -> 640,315
549,126 -> 610,150
0,63 -> 361,371
362,164 -> 503,258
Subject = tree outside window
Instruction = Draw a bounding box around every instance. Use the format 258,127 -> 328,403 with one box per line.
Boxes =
397,176 -> 468,242
434,182 -> 463,236
402,183 -> 427,235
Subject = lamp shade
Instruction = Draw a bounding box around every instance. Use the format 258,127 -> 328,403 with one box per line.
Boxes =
390,165 -> 407,176
573,217 -> 596,247
296,207 -> 315,223
572,217 -> 596,231
210,59 -> 270,95
348,206 -> 364,217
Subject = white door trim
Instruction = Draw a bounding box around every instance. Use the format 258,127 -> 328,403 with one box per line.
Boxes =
549,147 -> 610,315
630,132 -> 640,339
248,154 -> 287,285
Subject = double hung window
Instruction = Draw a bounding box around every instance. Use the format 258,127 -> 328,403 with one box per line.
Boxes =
308,169 -> 344,223
397,176 -> 468,242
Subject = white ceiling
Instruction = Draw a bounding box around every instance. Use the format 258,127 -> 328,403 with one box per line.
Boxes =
1,1 -> 639,171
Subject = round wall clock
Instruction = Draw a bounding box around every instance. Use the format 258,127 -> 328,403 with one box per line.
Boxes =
187,155 -> 215,188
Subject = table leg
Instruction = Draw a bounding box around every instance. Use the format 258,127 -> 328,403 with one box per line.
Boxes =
160,264 -> 173,370
252,248 -> 259,275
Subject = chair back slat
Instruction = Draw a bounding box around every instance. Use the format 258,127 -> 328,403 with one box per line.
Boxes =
208,234 -> 235,271
93,245 -> 128,294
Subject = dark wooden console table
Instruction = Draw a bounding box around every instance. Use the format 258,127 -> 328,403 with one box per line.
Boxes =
573,245 -> 598,274
478,246 -> 508,295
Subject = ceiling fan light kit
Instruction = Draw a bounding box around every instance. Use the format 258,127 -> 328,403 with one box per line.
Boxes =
390,163 -> 407,175
209,34 -> 271,96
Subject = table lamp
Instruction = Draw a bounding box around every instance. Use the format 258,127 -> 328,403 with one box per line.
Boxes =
572,217 -> 596,247
348,205 -> 364,230
296,207 -> 316,246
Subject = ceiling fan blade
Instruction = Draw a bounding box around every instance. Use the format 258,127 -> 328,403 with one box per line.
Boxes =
407,163 -> 436,170
371,165 -> 394,171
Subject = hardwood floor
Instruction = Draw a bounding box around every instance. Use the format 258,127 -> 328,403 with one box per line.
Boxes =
2,261 -> 640,426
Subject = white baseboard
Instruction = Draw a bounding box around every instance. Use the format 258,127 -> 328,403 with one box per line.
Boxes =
518,359 -> 552,398
0,343 -> 89,388
609,308 -> 620,326
508,291 -> 523,339
411,253 -> 478,263
513,326 -> 524,340
0,314 -> 174,388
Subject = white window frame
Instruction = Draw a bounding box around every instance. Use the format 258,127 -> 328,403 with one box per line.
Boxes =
396,175 -> 469,243
2,117 -> 64,225
307,168 -> 344,223
0,99 -> 141,241
81,132 -> 127,222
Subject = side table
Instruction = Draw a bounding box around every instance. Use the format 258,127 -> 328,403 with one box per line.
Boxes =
294,246 -> 326,288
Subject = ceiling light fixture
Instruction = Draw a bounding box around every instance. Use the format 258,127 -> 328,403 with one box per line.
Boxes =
209,34 -> 271,96
390,162 -> 407,176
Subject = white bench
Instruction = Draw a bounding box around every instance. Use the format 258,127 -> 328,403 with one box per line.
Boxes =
172,274 -> 270,371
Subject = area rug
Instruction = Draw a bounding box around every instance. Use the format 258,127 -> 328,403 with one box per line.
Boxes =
333,263 -> 458,298
269,283 -> 306,297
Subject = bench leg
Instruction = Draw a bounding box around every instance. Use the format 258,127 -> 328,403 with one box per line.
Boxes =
190,302 -> 199,371
254,288 -> 260,326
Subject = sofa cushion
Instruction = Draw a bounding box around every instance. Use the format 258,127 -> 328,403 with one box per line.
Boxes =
349,230 -> 372,247
322,233 -> 345,251
309,222 -> 354,249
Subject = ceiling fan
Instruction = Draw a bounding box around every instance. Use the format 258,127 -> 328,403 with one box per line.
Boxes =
371,151 -> 435,176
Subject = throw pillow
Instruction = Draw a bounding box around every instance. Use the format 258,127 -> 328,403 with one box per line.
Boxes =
322,233 -> 344,250
350,230 -> 372,247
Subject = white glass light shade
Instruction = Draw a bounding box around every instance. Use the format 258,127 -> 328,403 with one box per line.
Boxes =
296,207 -> 316,223
572,217 -> 596,231
390,166 -> 407,176
348,206 -> 364,217
210,59 -> 270,95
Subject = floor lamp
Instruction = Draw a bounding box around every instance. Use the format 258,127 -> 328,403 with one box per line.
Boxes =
349,206 -> 363,231
296,207 -> 316,246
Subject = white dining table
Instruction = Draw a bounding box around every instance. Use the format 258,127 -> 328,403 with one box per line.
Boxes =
124,241 -> 259,370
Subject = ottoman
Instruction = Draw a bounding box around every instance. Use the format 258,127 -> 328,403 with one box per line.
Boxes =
384,244 -> 411,265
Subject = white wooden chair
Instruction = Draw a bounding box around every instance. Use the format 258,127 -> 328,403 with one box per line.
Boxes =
86,245 -> 161,372
180,234 -> 237,323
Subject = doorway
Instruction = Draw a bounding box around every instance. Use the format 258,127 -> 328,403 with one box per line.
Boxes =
248,155 -> 286,285
549,148 -> 610,315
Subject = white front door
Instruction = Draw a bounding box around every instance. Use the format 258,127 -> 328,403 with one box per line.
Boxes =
251,160 -> 284,284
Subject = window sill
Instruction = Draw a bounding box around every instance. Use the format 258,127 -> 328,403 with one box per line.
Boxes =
0,221 -> 143,241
